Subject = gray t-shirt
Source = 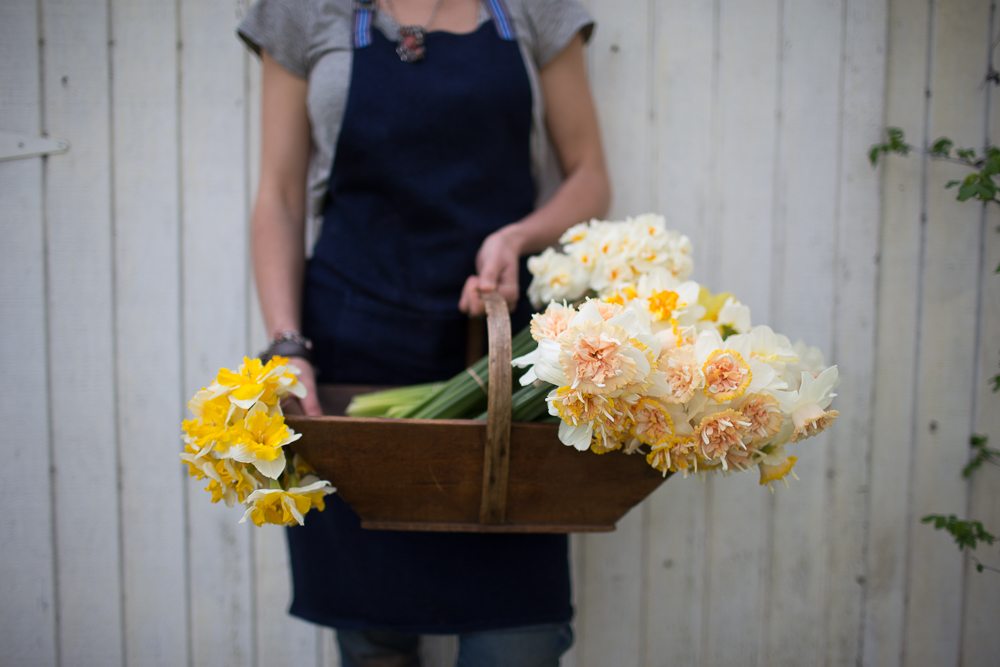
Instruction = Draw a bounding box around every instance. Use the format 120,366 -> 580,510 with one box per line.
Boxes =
238,0 -> 594,247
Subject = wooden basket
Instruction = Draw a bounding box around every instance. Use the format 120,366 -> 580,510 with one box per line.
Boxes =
287,292 -> 670,533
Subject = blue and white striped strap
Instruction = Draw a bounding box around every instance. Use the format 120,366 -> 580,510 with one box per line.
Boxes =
484,0 -> 517,41
353,1 -> 375,48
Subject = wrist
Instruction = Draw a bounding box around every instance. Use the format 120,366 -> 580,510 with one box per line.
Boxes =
260,330 -> 313,363
495,222 -> 531,257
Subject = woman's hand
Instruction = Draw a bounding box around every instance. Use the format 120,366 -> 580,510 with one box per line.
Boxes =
458,226 -> 524,316
281,357 -> 323,416
459,34 -> 610,318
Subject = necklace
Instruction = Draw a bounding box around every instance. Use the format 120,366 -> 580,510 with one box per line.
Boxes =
381,0 -> 446,63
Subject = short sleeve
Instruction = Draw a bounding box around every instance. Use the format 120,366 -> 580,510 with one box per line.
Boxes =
525,0 -> 595,68
237,0 -> 313,79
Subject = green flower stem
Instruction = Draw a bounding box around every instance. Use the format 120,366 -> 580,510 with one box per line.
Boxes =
398,326 -> 537,420
475,380 -> 552,422
345,382 -> 445,417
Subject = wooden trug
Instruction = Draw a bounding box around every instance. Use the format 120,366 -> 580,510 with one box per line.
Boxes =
288,292 -> 669,533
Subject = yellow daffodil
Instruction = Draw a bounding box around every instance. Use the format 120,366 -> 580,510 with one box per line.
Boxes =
226,403 -> 301,479
239,480 -> 335,527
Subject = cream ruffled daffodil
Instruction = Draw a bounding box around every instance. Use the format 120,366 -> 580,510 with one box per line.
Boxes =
239,479 -> 335,527
693,330 -> 753,403
694,409 -> 752,471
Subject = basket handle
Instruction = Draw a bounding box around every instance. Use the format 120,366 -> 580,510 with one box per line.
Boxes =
479,291 -> 512,525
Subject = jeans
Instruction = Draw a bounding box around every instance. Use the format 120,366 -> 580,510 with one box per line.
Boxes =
337,623 -> 575,667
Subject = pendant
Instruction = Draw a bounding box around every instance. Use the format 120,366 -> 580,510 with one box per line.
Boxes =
396,25 -> 426,63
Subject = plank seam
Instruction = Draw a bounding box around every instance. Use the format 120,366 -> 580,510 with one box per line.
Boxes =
761,0 -> 786,662
824,1 -> 850,664
175,0 -> 193,663
899,1 -> 936,662
38,0 -> 62,663
106,0 -> 128,664
856,0 -> 893,663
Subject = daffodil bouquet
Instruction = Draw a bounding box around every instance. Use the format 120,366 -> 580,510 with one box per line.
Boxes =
181,356 -> 334,526
350,214 -> 840,489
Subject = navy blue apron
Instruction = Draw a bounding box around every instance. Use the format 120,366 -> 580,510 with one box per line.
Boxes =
290,0 -> 572,633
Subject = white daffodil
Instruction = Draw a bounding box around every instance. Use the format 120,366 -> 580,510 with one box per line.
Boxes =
717,297 -> 752,334
239,479 -> 335,527
527,247 -> 589,308
772,366 -> 840,442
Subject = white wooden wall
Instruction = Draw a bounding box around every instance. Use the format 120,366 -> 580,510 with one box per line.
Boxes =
2,0 -> 999,665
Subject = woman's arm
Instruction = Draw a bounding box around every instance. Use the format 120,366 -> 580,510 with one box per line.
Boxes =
251,52 -> 322,415
459,33 -> 610,316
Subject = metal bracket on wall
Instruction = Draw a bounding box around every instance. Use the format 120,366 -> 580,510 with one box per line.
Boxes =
0,131 -> 69,162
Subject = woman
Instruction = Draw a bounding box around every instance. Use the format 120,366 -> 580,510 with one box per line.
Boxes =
239,0 -> 609,664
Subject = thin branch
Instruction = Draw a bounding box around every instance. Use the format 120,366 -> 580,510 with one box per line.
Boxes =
970,554 -> 1000,575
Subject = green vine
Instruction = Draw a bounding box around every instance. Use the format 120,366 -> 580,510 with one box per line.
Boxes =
870,126 -> 1000,574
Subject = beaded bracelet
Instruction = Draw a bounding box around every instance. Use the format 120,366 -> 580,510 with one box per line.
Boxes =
260,330 -> 313,364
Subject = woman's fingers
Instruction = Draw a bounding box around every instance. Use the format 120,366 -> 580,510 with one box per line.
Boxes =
288,358 -> 324,416
459,275 -> 483,315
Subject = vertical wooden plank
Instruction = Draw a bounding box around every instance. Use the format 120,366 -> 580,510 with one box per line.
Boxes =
41,0 -> 125,664
588,0 -> 653,219
702,2 -> 780,665
574,0 -> 652,664
961,9 -> 1000,656
180,0 -> 253,665
825,1 -> 887,665
0,1 -> 58,664
110,0 -> 188,665
904,1 -> 988,664
766,1 -> 843,664
643,2 -> 714,665
864,1 -> 930,664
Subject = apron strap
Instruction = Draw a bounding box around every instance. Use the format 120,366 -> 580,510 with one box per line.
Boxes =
483,0 -> 517,41
353,0 -> 375,49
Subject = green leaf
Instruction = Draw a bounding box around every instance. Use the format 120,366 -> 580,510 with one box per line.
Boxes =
957,147 -> 977,161
991,372 -> 1000,391
945,179 -> 961,189
930,137 -> 954,156
963,433 -> 1000,478
958,182 -> 978,201
923,514 -> 997,551
869,145 -> 881,167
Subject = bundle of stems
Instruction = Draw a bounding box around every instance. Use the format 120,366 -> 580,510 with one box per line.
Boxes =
345,326 -> 540,420
475,380 -> 551,422
345,382 -> 444,418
